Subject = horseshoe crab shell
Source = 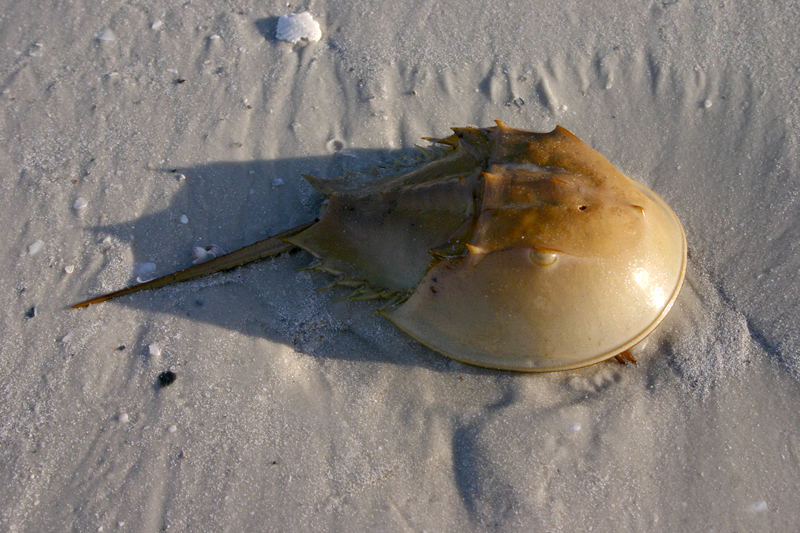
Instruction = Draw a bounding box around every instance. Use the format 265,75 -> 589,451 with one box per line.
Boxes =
73,122 -> 687,372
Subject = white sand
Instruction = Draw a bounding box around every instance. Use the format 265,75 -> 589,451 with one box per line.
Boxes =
2,1 -> 799,531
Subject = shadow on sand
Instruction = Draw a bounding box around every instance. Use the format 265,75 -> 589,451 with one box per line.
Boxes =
73,147 -> 505,375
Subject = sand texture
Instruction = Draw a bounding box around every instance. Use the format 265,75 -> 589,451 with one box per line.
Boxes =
2,0 -> 800,531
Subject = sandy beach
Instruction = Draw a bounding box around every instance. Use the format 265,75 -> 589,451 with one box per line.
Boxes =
2,0 -> 799,531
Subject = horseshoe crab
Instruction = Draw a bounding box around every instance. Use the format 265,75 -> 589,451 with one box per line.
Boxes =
73,122 -> 687,372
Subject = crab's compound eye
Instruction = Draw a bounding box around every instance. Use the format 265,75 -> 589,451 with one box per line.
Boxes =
530,248 -> 558,266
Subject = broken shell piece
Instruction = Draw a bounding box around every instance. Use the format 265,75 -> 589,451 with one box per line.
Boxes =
276,12 -> 322,44
192,244 -> 225,265
28,240 -> 44,255
97,29 -> 116,41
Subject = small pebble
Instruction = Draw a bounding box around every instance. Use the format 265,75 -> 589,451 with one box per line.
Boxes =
60,331 -> 74,343
151,20 -> 163,30
704,99 -> 713,108
167,424 -> 177,433
97,29 -> 116,41
25,306 -> 36,319
64,265 -> 75,274
209,34 -> 221,40
158,371 -> 177,388
73,197 -> 88,210
567,423 -> 582,432
118,413 -> 129,423
272,178 -> 284,187
28,240 -> 44,255
148,344 -> 161,357
180,214 -> 189,224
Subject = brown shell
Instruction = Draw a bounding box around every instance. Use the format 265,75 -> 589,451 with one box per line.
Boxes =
287,122 -> 687,371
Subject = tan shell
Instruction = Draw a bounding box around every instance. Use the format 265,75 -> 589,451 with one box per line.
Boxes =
73,122 -> 687,372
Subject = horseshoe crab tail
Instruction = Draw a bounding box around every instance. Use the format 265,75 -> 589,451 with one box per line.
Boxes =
71,219 -> 317,309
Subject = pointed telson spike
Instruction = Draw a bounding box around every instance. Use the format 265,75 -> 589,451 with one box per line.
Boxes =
71,220 -> 317,308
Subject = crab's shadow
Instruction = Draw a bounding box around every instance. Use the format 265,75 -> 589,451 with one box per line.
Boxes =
82,148 -> 498,374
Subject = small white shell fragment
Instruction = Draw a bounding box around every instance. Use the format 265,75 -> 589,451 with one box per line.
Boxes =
97,29 -> 116,41
704,99 -> 713,108
749,501 -> 767,513
148,344 -> 161,357
60,331 -> 74,343
151,20 -> 163,30
167,424 -> 177,433
134,262 -> 157,283
28,240 -> 44,255
133,262 -> 156,277
65,265 -> 75,274
118,413 -> 129,423
209,34 -> 221,40
192,244 -> 225,265
567,423 -> 582,432
276,12 -> 322,44
29,43 -> 43,57
272,177 -> 285,187
180,214 -> 189,224
73,197 -> 88,210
